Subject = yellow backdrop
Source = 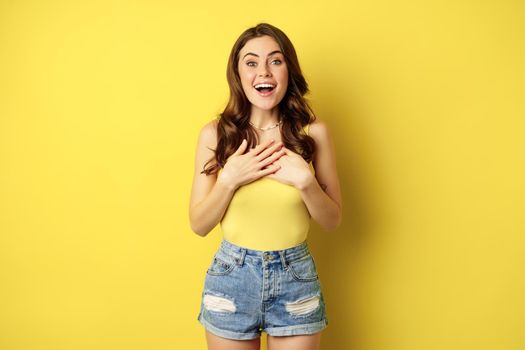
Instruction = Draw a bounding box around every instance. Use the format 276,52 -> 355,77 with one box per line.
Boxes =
1,1 -> 524,349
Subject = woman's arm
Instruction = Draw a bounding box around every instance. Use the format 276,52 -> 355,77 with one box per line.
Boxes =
297,119 -> 342,231
188,120 -> 235,237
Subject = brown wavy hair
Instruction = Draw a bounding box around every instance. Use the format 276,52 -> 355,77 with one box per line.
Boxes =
202,22 -> 317,175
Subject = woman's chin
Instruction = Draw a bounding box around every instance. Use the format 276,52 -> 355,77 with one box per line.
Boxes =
248,98 -> 284,111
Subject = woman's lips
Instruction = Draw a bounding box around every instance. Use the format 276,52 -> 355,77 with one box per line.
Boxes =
254,87 -> 275,97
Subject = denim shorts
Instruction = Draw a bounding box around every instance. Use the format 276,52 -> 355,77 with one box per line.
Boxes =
197,238 -> 328,340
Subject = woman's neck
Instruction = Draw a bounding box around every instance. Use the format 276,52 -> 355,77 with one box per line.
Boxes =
249,107 -> 280,128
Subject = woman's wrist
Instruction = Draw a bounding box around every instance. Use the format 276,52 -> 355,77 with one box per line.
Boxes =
216,176 -> 238,193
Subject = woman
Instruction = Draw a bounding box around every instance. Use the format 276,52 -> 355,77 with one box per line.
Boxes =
189,22 -> 342,350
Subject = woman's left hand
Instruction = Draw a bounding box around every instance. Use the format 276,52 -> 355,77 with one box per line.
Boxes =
263,147 -> 313,189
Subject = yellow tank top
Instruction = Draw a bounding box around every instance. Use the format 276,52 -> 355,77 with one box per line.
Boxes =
218,123 -> 315,251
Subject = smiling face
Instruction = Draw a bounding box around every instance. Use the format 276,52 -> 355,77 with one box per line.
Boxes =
237,35 -> 289,113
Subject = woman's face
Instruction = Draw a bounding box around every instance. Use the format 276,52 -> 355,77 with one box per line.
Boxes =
237,35 -> 289,112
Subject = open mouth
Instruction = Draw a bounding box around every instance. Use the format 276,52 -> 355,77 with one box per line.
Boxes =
254,83 -> 276,96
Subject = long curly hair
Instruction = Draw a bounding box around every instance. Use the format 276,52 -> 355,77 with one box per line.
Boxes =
202,22 -> 317,175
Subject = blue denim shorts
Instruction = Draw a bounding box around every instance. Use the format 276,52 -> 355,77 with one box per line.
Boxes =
197,239 -> 328,340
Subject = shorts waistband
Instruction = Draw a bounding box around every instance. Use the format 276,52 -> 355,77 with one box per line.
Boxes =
217,239 -> 311,268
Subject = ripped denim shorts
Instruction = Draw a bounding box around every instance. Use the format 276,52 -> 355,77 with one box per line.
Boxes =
197,238 -> 328,340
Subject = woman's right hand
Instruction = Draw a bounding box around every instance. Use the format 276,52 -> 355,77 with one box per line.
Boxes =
217,138 -> 285,190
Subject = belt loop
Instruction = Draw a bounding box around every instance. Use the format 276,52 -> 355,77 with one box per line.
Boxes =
237,248 -> 246,266
279,250 -> 288,270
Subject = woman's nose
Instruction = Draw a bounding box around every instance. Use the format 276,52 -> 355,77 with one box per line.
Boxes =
258,65 -> 271,77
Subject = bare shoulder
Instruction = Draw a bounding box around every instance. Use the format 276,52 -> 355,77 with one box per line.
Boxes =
307,116 -> 342,210
308,117 -> 330,142
189,119 -> 220,211
195,118 -> 220,173
199,119 -> 219,147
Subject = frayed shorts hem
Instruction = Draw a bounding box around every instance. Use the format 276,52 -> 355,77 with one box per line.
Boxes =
198,314 -> 261,340
265,319 -> 328,337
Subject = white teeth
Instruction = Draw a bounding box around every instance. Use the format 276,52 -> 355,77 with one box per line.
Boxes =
254,83 -> 275,89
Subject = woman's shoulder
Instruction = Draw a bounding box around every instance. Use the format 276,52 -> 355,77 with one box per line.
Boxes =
307,116 -> 330,141
199,119 -> 219,145
201,118 -> 219,132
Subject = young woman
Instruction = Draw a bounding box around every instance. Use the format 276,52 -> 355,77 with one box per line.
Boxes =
189,23 -> 342,350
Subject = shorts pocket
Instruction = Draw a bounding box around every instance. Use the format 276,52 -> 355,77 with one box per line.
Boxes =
287,254 -> 319,282
206,255 -> 237,276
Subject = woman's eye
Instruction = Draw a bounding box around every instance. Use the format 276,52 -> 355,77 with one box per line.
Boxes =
246,59 -> 282,67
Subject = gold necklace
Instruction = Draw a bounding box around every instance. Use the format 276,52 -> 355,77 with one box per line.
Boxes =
249,120 -> 282,131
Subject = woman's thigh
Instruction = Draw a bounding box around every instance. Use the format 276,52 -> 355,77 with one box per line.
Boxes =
267,333 -> 321,350
205,330 -> 261,350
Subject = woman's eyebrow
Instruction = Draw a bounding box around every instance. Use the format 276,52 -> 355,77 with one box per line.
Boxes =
242,50 -> 283,60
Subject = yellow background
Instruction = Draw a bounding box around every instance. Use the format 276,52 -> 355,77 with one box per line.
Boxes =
1,1 -> 524,349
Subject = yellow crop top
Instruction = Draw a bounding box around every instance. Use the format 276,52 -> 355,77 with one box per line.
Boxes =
218,123 -> 315,251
